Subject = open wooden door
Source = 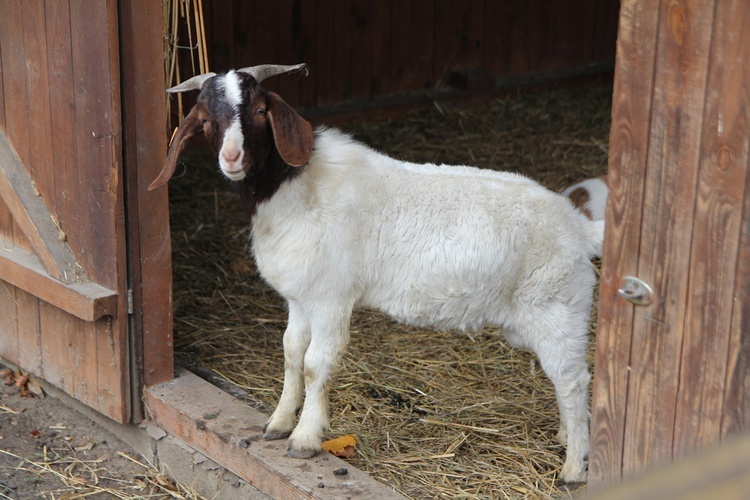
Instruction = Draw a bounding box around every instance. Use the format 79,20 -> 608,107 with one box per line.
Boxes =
590,0 -> 750,486
0,0 -> 172,423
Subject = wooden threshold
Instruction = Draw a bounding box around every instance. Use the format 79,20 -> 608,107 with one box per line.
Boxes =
145,368 -> 405,499
0,238 -> 117,321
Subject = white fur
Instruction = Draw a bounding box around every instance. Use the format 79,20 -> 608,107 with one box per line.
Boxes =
254,128 -> 603,483
561,176 -> 609,221
218,72 -> 246,179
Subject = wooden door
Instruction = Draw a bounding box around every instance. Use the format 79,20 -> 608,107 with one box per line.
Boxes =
590,0 -> 750,486
0,0 -> 172,423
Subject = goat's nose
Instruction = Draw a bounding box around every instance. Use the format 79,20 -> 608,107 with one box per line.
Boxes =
221,149 -> 241,164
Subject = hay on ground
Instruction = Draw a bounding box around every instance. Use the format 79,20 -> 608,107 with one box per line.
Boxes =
169,85 -> 611,499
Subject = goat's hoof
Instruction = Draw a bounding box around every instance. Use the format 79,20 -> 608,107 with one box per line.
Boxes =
287,446 -> 319,459
263,429 -> 292,441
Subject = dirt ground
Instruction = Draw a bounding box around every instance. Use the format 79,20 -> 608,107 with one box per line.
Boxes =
0,364 -> 198,499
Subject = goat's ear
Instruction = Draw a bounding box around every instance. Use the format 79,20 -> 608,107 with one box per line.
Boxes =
148,106 -> 204,190
266,92 -> 313,167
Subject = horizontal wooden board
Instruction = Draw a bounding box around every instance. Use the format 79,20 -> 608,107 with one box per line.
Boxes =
0,238 -> 117,321
146,368 -> 405,500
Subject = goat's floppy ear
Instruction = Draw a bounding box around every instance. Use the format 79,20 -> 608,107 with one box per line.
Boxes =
266,92 -> 313,167
148,106 -> 204,190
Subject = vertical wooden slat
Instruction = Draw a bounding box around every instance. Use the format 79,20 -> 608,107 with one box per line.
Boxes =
0,0 -> 32,252
433,0 -> 485,82
15,289 -> 42,375
390,0 -> 434,94
45,0 -> 77,254
589,0 -> 661,486
673,0 -> 750,456
314,1 -> 335,106
347,0 -> 372,102
623,0 -> 714,476
21,0 -> 55,208
719,0 -> 750,441
0,15 -> 12,244
370,0 -> 392,97
0,280 -> 19,366
119,0 -> 173,391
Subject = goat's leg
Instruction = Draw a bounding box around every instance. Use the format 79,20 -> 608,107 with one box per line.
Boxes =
264,301 -> 310,440
529,329 -> 590,485
286,306 -> 351,458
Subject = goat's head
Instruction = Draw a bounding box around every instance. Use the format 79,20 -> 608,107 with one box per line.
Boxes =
149,63 -> 313,191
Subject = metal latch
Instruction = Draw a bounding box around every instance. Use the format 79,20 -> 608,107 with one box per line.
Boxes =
618,276 -> 654,306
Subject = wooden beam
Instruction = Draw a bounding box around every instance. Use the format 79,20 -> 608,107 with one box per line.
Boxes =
589,433 -> 750,499
145,368 -> 404,500
0,238 -> 117,321
0,131 -> 80,283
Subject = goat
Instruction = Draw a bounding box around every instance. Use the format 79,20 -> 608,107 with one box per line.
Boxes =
150,64 -> 604,484
561,176 -> 608,221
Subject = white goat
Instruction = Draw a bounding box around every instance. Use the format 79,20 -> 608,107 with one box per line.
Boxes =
561,175 -> 609,221
150,64 -> 604,484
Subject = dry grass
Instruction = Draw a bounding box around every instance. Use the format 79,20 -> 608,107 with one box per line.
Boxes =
0,448 -> 202,499
169,85 -> 611,499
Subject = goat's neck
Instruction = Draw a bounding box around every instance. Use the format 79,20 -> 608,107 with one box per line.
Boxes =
239,151 -> 302,218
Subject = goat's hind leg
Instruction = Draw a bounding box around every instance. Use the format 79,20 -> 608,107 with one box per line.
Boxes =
528,324 -> 591,485
264,301 -> 310,440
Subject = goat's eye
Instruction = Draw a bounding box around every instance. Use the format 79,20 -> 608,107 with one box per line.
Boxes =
256,107 -> 266,116
201,118 -> 207,124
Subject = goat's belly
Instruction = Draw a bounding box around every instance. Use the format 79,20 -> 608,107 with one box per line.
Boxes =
360,282 -> 513,332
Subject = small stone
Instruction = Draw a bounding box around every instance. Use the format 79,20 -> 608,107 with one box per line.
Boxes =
318,482 -> 325,488
333,467 -> 348,476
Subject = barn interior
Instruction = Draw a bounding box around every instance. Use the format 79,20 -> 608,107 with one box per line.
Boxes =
164,1 -> 617,496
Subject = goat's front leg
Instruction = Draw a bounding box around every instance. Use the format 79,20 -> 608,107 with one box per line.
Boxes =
264,301 -> 310,440
286,305 -> 351,458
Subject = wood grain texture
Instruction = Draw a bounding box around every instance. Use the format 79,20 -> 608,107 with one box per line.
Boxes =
589,0 -> 660,485
119,0 -> 173,389
623,0 -> 714,476
145,368 -> 405,500
0,238 -> 117,321
0,280 -> 19,366
720,0 -> 750,440
673,0 -> 750,456
0,132 -> 80,283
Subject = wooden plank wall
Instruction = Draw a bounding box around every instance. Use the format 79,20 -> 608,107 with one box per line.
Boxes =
180,0 -> 620,109
0,0 -> 130,423
590,0 -> 750,486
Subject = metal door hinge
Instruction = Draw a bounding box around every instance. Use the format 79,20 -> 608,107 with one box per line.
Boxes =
127,289 -> 134,315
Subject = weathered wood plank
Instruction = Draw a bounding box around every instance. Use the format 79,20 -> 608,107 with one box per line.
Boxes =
15,288 -> 42,376
119,0 -> 173,388
44,0 -> 78,267
21,0 -> 56,208
0,11 -> 12,245
0,238 -> 117,321
0,0 -> 32,252
623,0 -> 714,476
68,0 -> 121,288
346,0 -> 372,102
589,0 -> 661,485
0,280 -> 19,366
721,1 -> 750,439
145,368 -> 405,500
673,0 -> 750,456
589,433 -> 750,499
94,317 -> 129,423
0,131 -> 81,283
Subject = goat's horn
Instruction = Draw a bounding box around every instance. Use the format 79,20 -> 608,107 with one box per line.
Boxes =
166,72 -> 217,93
236,63 -> 308,83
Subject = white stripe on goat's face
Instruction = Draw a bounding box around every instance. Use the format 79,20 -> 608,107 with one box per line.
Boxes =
218,71 -> 246,181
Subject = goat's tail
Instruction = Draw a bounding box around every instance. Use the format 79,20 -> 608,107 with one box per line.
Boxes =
584,220 -> 605,259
